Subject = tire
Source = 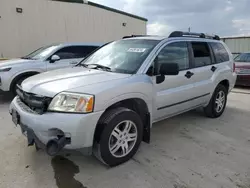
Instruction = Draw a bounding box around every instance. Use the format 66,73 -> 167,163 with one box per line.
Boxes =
204,84 -> 228,118
93,107 -> 143,167
11,76 -> 30,96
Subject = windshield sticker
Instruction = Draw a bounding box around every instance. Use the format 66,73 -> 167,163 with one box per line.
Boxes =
128,48 -> 147,53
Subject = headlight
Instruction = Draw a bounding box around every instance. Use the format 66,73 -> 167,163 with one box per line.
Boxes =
48,92 -> 94,113
0,67 -> 11,72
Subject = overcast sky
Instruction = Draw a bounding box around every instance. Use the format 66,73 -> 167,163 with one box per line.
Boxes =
91,0 -> 250,37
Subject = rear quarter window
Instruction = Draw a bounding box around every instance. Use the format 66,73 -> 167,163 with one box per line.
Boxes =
210,43 -> 229,63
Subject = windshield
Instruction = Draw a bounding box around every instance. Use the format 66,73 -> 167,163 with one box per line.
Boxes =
234,53 -> 250,62
81,39 -> 160,74
22,45 -> 59,60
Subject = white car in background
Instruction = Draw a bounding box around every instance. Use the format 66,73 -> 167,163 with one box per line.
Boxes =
0,43 -> 102,94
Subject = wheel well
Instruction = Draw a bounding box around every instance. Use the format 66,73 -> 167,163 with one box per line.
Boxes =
10,72 -> 39,90
94,98 -> 151,144
218,79 -> 229,91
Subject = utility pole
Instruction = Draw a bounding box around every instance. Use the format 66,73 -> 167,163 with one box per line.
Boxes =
188,27 -> 191,32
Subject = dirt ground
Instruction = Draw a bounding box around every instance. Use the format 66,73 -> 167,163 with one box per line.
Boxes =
0,88 -> 250,188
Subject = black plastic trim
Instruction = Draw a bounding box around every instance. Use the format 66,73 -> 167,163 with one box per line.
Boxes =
157,93 -> 210,110
169,31 -> 220,40
143,112 -> 151,143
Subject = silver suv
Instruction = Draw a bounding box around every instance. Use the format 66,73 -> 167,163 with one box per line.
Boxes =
10,31 -> 237,166
0,43 -> 101,94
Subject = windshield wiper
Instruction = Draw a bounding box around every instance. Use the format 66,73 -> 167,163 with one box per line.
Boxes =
86,64 -> 111,71
76,63 -> 88,68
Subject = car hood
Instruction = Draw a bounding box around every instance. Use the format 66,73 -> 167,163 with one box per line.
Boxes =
0,58 -> 34,66
21,67 -> 131,97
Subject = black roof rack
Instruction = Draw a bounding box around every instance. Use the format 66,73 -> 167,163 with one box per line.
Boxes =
122,35 -> 157,39
169,31 -> 220,40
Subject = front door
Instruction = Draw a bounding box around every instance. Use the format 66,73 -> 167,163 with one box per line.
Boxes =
151,41 -> 197,122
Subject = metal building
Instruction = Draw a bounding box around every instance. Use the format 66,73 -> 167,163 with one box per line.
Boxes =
0,0 -> 147,58
221,36 -> 250,57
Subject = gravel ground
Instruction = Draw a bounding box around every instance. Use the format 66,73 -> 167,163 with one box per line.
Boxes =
0,88 -> 250,188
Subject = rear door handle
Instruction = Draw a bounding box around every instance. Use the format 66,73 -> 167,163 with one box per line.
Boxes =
70,61 -> 78,65
211,66 -> 217,72
185,71 -> 194,79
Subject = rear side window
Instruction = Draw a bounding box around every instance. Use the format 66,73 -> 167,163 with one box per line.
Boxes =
79,46 -> 99,57
191,42 -> 212,67
210,43 -> 229,63
54,46 -> 99,59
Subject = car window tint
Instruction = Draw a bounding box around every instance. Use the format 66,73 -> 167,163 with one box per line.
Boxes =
80,46 -> 99,57
54,46 -> 98,60
191,42 -> 212,67
157,42 -> 189,71
210,42 -> 229,63
235,53 -> 247,62
246,54 -> 250,62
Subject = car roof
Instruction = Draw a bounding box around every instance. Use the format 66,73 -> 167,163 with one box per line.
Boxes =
56,42 -> 104,47
122,32 -> 222,43
122,36 -> 166,41
123,36 -> 222,43
238,52 -> 250,54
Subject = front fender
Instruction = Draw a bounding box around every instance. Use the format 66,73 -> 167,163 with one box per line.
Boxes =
8,69 -> 43,90
102,92 -> 153,114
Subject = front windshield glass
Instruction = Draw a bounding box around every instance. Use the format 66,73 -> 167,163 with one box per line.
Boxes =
234,53 -> 250,62
81,39 -> 160,74
22,45 -> 59,60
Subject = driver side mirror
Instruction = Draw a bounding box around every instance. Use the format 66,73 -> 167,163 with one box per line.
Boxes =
50,55 -> 60,63
156,63 -> 179,84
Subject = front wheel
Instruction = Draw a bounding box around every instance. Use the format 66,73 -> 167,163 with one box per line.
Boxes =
204,84 -> 228,118
11,76 -> 30,96
94,107 -> 143,167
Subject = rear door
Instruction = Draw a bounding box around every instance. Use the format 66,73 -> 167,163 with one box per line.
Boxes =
188,41 -> 215,105
209,42 -> 231,82
46,46 -> 98,70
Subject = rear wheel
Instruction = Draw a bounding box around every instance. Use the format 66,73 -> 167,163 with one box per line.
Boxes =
204,84 -> 228,118
93,107 -> 143,167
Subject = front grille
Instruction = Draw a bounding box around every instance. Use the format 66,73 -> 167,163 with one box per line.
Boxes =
16,86 -> 52,114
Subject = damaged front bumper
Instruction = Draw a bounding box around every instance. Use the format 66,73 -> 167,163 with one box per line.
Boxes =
9,96 -> 104,155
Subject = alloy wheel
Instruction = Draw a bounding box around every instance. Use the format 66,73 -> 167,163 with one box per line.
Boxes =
108,120 -> 138,158
215,90 -> 225,113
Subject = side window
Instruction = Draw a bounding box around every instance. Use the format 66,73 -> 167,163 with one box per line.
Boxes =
234,53 -> 247,62
53,46 -> 98,60
54,46 -> 79,60
80,46 -> 99,57
246,54 -> 250,62
191,42 -> 212,67
157,42 -> 189,72
210,43 -> 229,63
